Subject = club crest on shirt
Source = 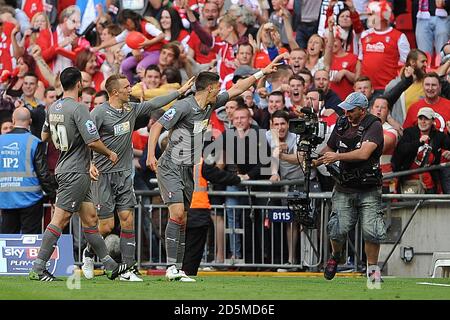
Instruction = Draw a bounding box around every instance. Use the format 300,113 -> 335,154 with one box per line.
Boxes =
163,108 -> 176,121
85,120 -> 97,135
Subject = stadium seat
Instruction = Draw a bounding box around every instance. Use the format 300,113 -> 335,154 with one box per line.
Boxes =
430,252 -> 450,278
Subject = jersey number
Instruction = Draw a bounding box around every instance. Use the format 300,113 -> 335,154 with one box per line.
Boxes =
50,124 -> 69,151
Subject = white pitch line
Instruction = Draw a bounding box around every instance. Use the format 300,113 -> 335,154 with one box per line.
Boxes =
416,282 -> 450,287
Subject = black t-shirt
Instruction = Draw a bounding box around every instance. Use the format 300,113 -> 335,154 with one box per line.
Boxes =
327,116 -> 384,193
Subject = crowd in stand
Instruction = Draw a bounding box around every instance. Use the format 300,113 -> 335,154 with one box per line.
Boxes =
0,0 -> 449,268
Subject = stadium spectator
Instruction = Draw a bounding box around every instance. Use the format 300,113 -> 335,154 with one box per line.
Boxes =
0,107 -> 56,234
359,1 -> 410,94
392,107 -> 450,194
385,49 -> 429,124
403,72 -> 450,193
0,118 -> 13,134
326,24 -> 360,101
253,22 -> 290,69
93,90 -> 108,108
75,49 -> 106,92
14,73 -> 46,138
254,90 -> 289,129
266,110 -> 305,271
217,106 -> 271,263
80,86 -> 96,110
299,68 -> 314,93
292,0 -> 322,49
160,7 -> 190,52
313,69 -> 343,115
326,0 -> 364,56
228,4 -> 259,40
370,96 -> 398,193
287,75 -> 306,114
185,0 -> 220,64
413,0 -> 450,66
289,48 -> 308,75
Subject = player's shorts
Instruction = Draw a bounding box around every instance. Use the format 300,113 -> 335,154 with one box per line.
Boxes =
55,172 -> 92,213
156,157 -> 193,208
92,169 -> 136,220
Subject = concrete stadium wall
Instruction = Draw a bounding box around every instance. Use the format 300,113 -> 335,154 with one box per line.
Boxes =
379,202 -> 450,278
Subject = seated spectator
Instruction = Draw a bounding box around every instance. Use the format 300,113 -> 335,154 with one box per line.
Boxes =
392,107 -> 450,194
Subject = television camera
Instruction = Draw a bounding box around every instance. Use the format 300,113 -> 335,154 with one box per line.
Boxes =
287,106 -> 327,229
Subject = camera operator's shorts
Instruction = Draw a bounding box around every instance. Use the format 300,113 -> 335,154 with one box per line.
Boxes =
156,157 -> 194,208
327,188 -> 386,244
92,169 -> 136,220
55,173 -> 92,213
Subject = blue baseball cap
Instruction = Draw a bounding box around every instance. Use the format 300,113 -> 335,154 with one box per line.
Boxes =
338,92 -> 369,111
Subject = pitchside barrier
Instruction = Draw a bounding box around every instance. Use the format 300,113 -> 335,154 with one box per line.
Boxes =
10,163 -> 450,277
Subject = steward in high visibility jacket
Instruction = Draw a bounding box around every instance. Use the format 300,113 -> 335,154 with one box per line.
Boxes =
0,108 -> 57,234
182,157 -> 241,276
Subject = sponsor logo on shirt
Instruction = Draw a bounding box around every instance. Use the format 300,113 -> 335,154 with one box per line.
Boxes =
366,42 -> 385,53
193,119 -> 209,134
113,121 -> 131,136
55,103 -> 62,111
85,120 -> 98,135
163,108 -> 176,121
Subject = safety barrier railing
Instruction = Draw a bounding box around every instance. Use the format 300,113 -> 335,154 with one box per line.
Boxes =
28,182 -> 450,273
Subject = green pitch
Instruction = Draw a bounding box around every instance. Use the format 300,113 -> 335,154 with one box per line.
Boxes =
1,275 -> 450,300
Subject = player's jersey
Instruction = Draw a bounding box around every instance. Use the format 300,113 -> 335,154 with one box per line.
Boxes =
42,97 -> 100,175
159,92 -> 229,165
90,92 -> 179,173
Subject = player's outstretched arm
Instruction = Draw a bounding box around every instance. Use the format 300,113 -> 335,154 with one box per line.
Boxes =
88,139 -> 118,165
141,77 -> 195,114
226,53 -> 288,99
146,121 -> 164,172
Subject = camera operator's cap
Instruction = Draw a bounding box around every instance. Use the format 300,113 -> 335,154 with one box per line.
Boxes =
417,107 -> 435,119
232,65 -> 258,83
338,92 -> 369,111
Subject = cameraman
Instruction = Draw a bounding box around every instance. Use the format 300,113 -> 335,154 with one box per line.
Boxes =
314,92 -> 386,282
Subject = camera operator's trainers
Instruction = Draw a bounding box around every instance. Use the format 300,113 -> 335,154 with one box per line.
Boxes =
324,258 -> 338,280
367,269 -> 384,283
81,247 -> 95,280
165,265 -> 182,281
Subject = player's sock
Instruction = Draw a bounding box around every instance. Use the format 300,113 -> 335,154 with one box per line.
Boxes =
165,219 -> 181,266
175,224 -> 186,270
120,229 -> 136,266
83,225 -> 116,270
32,224 -> 62,273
